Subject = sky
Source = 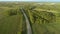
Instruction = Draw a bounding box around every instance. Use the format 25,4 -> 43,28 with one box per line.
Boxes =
0,0 -> 60,2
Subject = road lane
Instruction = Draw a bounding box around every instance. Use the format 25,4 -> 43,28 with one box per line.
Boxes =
20,8 -> 32,34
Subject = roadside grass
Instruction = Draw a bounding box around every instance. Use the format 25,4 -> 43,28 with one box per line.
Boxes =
0,7 -> 27,34
27,5 -> 60,34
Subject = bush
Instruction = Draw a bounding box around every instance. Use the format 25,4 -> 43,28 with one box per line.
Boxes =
8,9 -> 17,16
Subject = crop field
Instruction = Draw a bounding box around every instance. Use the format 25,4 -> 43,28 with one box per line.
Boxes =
0,2 -> 60,34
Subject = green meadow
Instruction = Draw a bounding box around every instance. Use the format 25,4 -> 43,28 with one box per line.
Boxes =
0,2 -> 60,34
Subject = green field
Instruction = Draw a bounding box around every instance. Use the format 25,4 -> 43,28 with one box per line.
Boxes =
0,2 -> 60,34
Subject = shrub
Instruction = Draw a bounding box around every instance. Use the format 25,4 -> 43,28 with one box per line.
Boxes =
8,9 -> 17,16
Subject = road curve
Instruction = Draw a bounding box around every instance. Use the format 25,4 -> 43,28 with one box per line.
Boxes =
20,8 -> 32,34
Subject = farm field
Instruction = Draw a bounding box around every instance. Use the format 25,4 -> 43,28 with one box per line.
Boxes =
0,2 -> 60,34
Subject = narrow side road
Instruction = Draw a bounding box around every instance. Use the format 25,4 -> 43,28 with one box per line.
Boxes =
20,8 -> 32,34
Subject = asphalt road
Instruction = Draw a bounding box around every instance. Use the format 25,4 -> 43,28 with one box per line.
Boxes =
21,8 -> 32,34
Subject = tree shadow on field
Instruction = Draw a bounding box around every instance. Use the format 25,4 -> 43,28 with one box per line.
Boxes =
21,30 -> 27,34
21,16 -> 27,34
